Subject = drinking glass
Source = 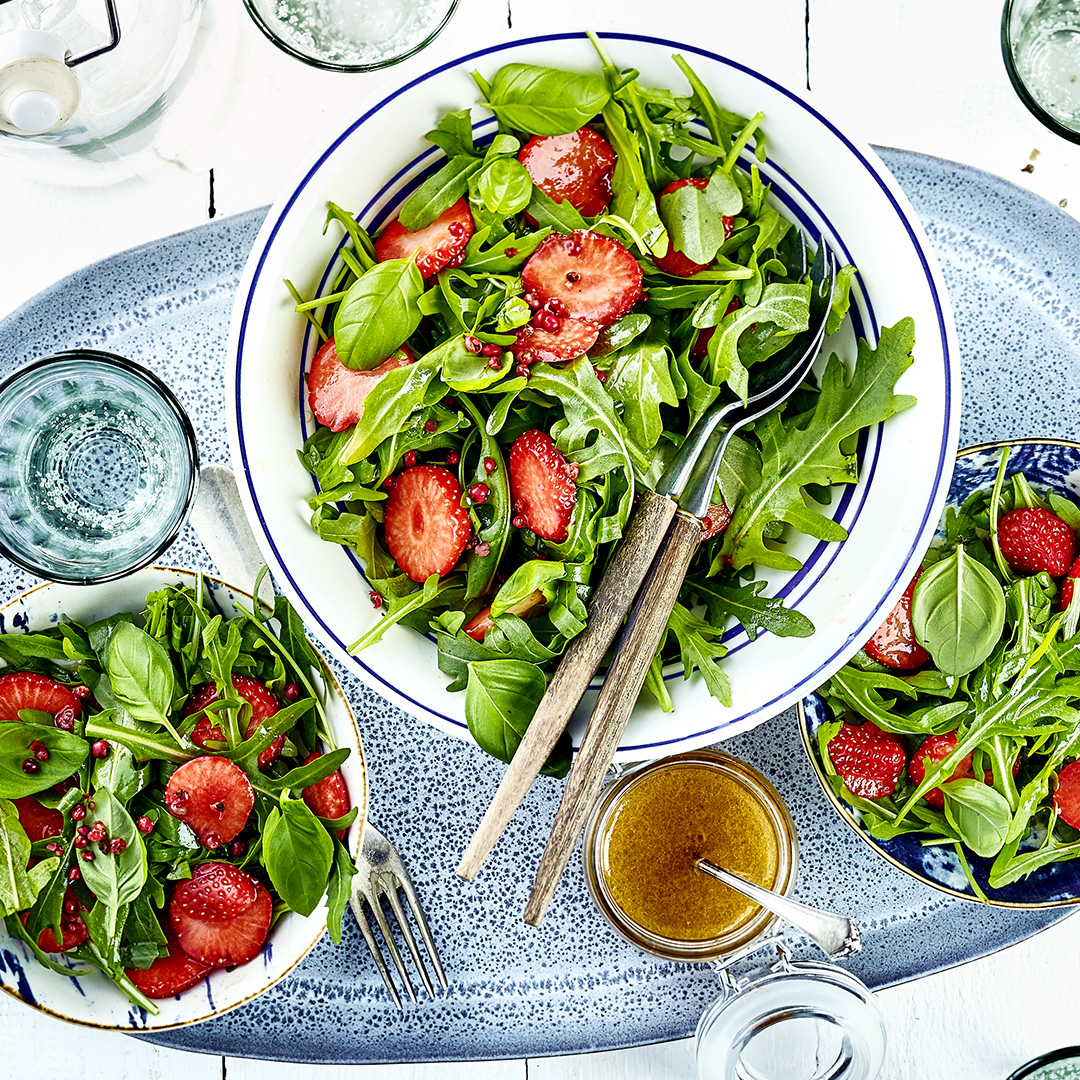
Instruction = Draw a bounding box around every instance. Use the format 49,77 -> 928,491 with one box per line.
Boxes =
242,0 -> 458,72
0,350 -> 199,583
1002,0 -> 1080,141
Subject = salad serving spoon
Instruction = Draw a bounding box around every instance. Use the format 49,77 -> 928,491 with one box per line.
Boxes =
457,249 -> 837,904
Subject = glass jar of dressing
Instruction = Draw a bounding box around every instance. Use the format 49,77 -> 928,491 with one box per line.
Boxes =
582,750 -> 886,1080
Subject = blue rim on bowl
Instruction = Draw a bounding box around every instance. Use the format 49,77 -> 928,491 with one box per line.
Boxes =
799,438 -> 1080,908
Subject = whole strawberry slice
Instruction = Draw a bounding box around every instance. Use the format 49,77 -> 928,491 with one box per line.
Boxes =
13,796 -> 63,842
301,752 -> 351,839
520,230 -> 643,327
172,861 -> 259,920
1060,554 -> 1080,610
518,126 -> 615,218
186,675 -> 285,769
164,756 -> 254,849
0,671 -> 82,725
654,177 -> 734,277
863,570 -> 931,671
307,337 -> 414,433
171,879 -> 273,968
374,197 -> 473,279
126,926 -> 213,998
383,465 -> 472,583
827,720 -> 907,799
511,315 -> 599,364
508,429 -> 578,544
998,506 -> 1076,576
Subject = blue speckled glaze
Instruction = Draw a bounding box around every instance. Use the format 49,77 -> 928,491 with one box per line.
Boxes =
0,154 -> 1076,1063
803,439 -> 1080,906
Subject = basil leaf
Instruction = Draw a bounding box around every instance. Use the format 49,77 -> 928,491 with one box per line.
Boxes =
464,659 -> 569,778
263,798 -> 333,916
77,788 -> 147,937
334,259 -> 424,371
92,741 -> 145,805
325,837 -> 357,946
482,63 -> 611,136
106,621 -> 179,731
911,545 -> 1006,676
0,800 -> 57,917
942,778 -> 1011,858
0,723 -> 88,798
474,157 -> 533,217
400,156 -> 484,232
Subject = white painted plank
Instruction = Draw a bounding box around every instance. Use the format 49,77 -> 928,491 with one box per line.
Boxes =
0,989 -> 221,1080
809,0 -> 1080,220
528,1040 -> 697,1080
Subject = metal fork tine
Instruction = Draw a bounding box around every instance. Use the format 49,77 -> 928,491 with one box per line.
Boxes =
368,875 -> 419,1005
383,883 -> 435,999
349,890 -> 404,1011
395,872 -> 448,990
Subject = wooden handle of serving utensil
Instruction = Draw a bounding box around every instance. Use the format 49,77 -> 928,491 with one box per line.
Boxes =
523,509 -> 705,926
456,487 -> 679,882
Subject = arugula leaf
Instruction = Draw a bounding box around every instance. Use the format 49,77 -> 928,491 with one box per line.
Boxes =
719,319 -> 918,571
606,323 -> 679,450
659,171 -> 743,264
325,837 -> 356,945
664,602 -> 731,706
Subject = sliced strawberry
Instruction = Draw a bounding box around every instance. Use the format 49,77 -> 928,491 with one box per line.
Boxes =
164,756 -> 254,849
699,502 -> 732,543
511,315 -> 599,364
13,796 -> 63,842
1061,555 -> 1080,610
864,570 -> 931,671
827,720 -> 907,799
508,430 -> 578,544
519,127 -> 615,218
655,178 -> 734,277
171,879 -> 273,968
520,230 -> 642,327
463,588 -> 547,642
308,337 -> 414,433
1054,760 -> 1080,828
0,672 -> 82,725
373,197 -> 473,279
300,752 -> 351,836
383,465 -> 472,583
172,861 -> 259,921
908,732 -> 975,809
20,888 -> 88,953
998,507 -> 1076,576
186,676 -> 285,770
126,926 -> 213,998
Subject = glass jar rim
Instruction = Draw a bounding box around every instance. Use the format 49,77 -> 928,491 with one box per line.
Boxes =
582,749 -> 799,963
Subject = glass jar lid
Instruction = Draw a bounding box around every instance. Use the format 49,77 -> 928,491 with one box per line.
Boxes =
695,944 -> 887,1080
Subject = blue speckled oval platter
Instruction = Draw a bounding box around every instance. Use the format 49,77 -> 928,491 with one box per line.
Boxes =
802,438 -> 1080,905
0,149 -> 1076,1063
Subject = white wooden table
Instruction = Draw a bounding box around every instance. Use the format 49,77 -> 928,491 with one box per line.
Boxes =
2,1 -> 1079,1077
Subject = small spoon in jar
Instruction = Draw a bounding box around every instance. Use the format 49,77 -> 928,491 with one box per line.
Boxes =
695,858 -> 862,960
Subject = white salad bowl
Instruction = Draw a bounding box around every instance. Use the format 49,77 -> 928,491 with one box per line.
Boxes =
0,566 -> 367,1031
227,30 -> 960,758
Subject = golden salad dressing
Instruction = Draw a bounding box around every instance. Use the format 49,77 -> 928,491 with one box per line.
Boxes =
599,763 -> 781,941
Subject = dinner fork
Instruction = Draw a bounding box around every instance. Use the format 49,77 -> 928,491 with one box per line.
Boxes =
351,822 -> 448,1010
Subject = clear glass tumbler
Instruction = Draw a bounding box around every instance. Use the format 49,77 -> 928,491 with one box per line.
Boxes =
242,0 -> 459,72
0,350 -> 199,584
1002,0 -> 1080,141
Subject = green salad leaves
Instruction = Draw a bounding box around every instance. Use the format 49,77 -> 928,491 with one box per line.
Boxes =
293,37 -> 917,771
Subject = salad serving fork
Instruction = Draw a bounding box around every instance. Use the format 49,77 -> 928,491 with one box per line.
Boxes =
457,248 -> 837,922
351,822 -> 449,1009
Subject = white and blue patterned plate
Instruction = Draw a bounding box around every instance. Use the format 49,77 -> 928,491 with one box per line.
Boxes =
801,438 -> 1080,907
0,149 -> 1075,1060
227,31 -> 960,758
0,567 -> 368,1029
